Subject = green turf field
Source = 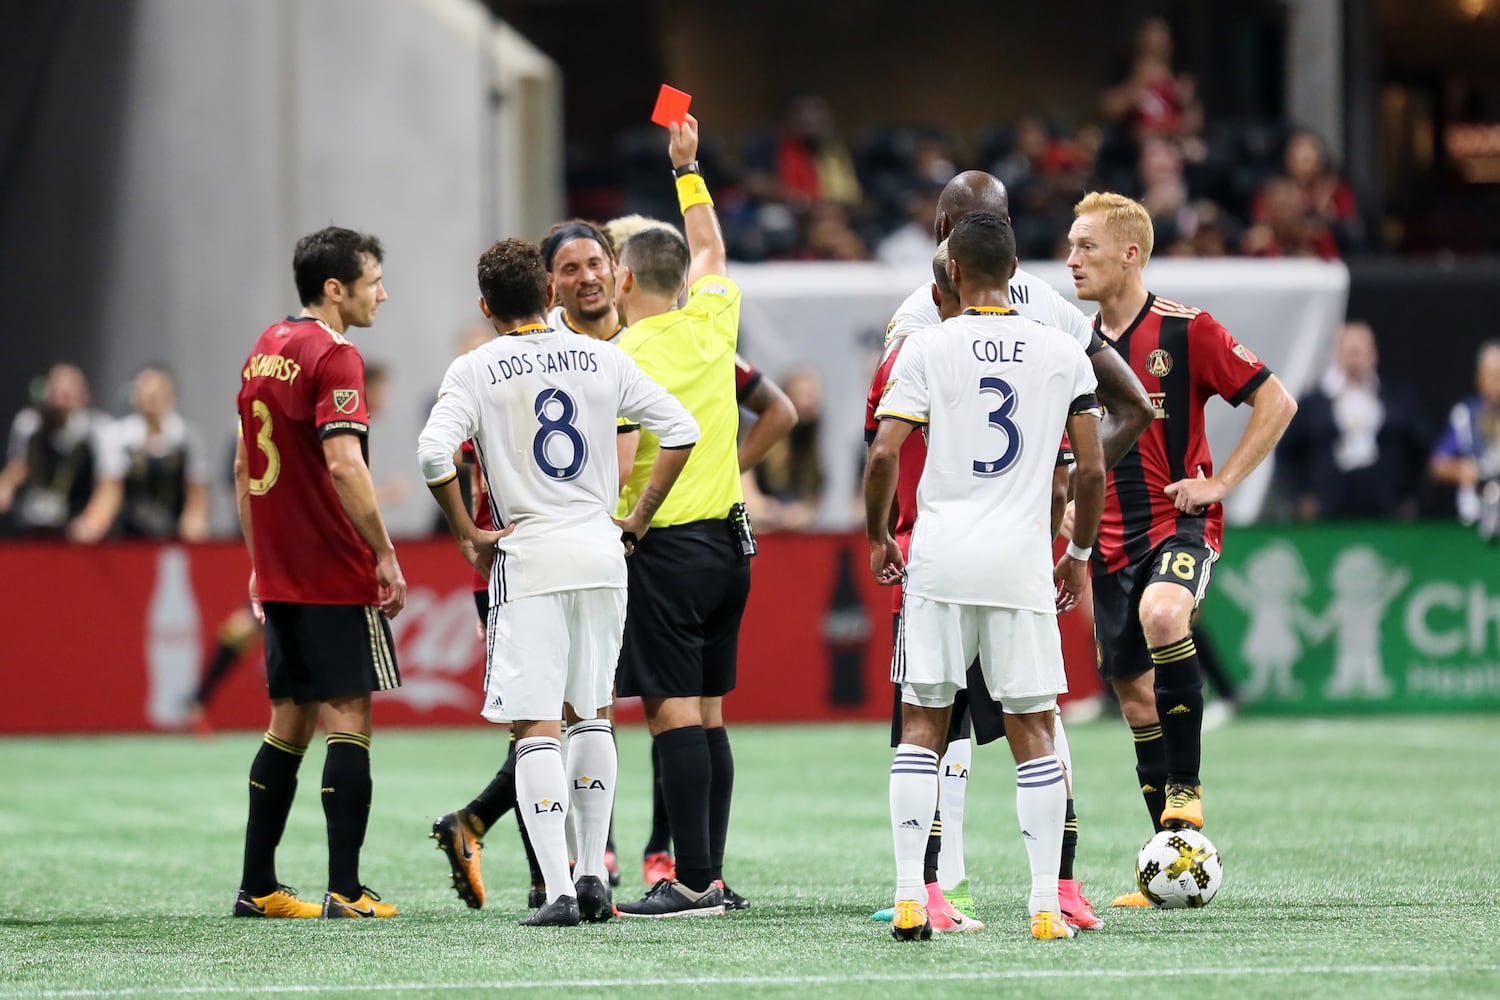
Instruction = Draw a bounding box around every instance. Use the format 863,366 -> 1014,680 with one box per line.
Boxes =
2,717 -> 1497,998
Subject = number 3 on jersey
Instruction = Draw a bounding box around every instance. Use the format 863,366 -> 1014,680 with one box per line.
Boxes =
973,376 -> 1022,478
247,399 -> 280,496
533,388 -> 587,481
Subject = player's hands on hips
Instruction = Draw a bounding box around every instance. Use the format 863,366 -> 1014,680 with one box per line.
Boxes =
613,512 -> 649,555
375,550 -> 408,619
461,524 -> 512,579
1164,467 -> 1225,515
248,570 -> 264,625
1053,553 -> 1088,614
669,113 -> 700,168
869,535 -> 905,586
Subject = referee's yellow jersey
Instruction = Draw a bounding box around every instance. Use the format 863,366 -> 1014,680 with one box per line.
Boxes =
618,274 -> 743,527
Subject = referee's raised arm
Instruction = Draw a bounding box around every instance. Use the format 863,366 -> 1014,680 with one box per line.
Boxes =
668,114 -> 727,285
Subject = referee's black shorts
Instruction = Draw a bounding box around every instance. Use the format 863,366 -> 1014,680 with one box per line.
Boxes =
262,601 -> 401,703
887,614 -> 1006,747
616,519 -> 751,699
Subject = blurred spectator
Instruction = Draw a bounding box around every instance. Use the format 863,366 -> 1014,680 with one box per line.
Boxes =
1244,131 -> 1357,259
1184,200 -> 1232,257
802,202 -> 871,261
1241,177 -> 1339,259
1273,130 -> 1359,247
1431,340 -> 1500,530
1136,136 -> 1194,248
0,363 -> 122,540
1100,17 -> 1204,150
1277,321 -> 1431,521
776,95 -> 863,210
876,182 -> 942,268
110,364 -> 212,540
363,361 -> 407,507
750,367 -> 825,529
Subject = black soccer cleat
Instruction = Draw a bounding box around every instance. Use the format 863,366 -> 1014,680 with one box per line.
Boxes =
528,884 -> 546,909
519,894 -> 581,927
575,875 -> 615,922
717,879 -> 750,911
615,878 -> 726,918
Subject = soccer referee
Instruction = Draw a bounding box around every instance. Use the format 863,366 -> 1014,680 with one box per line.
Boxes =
613,113 -> 748,919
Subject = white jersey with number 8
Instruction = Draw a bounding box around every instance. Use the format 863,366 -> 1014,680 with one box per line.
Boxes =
876,310 -> 1097,613
419,328 -> 698,603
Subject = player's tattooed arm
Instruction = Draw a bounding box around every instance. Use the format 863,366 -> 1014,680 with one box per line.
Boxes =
615,443 -> 695,551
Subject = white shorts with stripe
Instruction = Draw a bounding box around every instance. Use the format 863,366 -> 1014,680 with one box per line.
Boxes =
893,594 -> 1066,715
482,587 -> 625,723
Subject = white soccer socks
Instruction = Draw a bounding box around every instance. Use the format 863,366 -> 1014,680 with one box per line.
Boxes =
566,719 -> 617,882
1015,754 -> 1066,916
515,736 -> 572,903
936,738 -> 971,891
890,744 -> 940,904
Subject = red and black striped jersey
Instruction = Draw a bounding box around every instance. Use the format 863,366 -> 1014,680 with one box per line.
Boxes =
238,317 -> 377,605
1095,294 -> 1270,571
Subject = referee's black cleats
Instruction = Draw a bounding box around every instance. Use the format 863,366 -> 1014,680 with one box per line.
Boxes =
616,878 -> 726,918
575,875 -> 615,922
520,894 -> 581,927
716,880 -> 750,911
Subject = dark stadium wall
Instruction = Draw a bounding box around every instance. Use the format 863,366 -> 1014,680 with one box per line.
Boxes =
0,0 -> 137,425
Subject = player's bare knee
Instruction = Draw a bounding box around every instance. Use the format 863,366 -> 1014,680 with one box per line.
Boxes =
1139,592 -> 1191,647
898,704 -> 949,752
514,719 -> 562,740
1004,709 -> 1055,762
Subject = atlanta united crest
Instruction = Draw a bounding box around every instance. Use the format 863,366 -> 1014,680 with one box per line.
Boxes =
332,388 -> 360,414
1146,348 -> 1173,377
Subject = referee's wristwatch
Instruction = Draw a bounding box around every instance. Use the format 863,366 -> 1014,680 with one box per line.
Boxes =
672,160 -> 701,178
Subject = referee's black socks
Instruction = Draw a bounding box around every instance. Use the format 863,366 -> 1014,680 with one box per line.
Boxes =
705,726 -> 734,882
655,725 -> 714,893
322,731 -> 372,899
241,732 -> 306,897
1152,635 -> 1204,787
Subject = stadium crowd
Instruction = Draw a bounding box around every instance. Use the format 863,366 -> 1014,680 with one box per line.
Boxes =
573,19 -> 1362,266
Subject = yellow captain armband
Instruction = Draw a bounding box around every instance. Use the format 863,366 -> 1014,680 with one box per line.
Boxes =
676,173 -> 713,213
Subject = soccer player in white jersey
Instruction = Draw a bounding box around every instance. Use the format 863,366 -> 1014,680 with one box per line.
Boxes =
874,171 -> 1147,928
866,212 -> 1106,941
418,239 -> 700,927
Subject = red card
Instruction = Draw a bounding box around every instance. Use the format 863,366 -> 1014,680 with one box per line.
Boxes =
651,84 -> 692,128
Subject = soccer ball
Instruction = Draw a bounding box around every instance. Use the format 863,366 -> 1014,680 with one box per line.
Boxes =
1135,828 -> 1223,908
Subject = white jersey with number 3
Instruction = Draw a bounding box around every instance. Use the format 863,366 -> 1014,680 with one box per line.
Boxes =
877,310 -> 1097,612
418,328 -> 698,602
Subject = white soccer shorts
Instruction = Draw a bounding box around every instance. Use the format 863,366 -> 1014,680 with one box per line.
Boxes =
482,587 -> 625,723
893,594 -> 1067,714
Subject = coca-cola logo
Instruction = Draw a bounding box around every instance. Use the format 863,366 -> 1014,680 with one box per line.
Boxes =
385,586 -> 484,712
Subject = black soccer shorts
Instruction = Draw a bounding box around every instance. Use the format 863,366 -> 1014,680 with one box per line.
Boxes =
616,519 -> 752,700
262,602 -> 400,703
1093,536 -> 1217,682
